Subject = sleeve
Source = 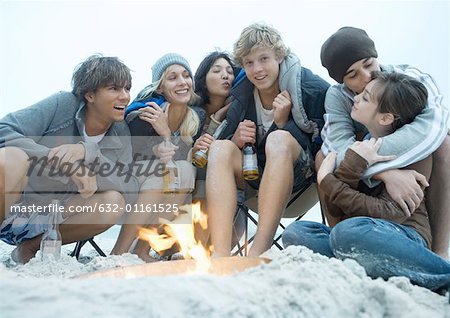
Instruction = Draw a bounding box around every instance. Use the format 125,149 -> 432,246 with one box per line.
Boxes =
319,149 -> 410,223
205,114 -> 222,136
299,67 -> 329,133
220,99 -> 241,141
126,112 -> 161,161
0,92 -> 78,185
320,86 -> 360,164
192,106 -> 206,143
364,66 -> 449,183
0,92 -> 63,157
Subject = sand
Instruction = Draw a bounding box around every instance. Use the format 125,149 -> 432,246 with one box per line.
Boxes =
1,232 -> 449,318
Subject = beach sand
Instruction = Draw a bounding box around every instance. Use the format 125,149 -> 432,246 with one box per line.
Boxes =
1,217 -> 449,318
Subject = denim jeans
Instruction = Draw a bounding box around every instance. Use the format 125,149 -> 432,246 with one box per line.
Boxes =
282,217 -> 450,291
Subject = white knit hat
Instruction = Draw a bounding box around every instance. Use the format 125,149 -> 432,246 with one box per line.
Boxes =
151,53 -> 193,83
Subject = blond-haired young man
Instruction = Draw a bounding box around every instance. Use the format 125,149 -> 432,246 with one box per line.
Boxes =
206,22 -> 329,257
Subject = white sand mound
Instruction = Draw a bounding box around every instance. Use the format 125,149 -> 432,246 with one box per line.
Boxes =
1,242 -> 448,318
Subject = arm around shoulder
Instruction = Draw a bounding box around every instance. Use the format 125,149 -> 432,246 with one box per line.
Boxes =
320,85 -> 359,163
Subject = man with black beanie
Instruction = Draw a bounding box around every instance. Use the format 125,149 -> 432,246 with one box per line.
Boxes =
318,26 -> 450,260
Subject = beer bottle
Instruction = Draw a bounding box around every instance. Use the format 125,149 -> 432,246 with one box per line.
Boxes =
163,139 -> 179,193
242,143 -> 259,180
192,119 -> 228,168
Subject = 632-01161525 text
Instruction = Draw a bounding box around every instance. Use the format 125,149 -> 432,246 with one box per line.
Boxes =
75,203 -> 180,214
10,203 -> 180,214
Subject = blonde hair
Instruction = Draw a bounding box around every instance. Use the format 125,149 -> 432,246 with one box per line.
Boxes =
158,67 -> 200,144
134,67 -> 201,144
233,22 -> 290,67
178,106 -> 200,144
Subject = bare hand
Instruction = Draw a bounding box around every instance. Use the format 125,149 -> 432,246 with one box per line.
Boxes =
317,152 -> 337,185
138,102 -> 171,139
193,133 -> 215,153
273,90 -> 292,128
213,100 -> 232,122
71,166 -> 98,198
48,143 -> 85,169
231,120 -> 256,149
350,138 -> 396,166
156,140 -> 179,164
377,169 -> 429,216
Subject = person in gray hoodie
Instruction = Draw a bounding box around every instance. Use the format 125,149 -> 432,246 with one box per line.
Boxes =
206,22 -> 329,257
318,27 -> 450,259
0,54 -> 140,263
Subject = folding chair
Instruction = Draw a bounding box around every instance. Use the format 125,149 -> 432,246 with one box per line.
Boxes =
232,179 -> 323,256
70,237 -> 106,260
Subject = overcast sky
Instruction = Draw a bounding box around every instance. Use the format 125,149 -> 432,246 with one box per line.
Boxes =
0,0 -> 448,118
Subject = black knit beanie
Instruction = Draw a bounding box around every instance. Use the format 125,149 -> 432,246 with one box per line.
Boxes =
321,27 -> 378,83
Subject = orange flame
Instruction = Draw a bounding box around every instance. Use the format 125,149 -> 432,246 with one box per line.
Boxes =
138,202 -> 212,272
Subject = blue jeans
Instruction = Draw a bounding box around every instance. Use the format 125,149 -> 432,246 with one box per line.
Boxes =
282,217 -> 450,291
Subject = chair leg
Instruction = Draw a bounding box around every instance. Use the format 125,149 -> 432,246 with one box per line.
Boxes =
241,179 -> 319,253
244,213 -> 248,256
69,240 -> 88,260
88,238 -> 106,257
273,212 -> 307,250
272,239 -> 284,250
320,205 -> 327,225
232,215 -> 248,256
69,238 -> 106,260
233,225 -> 244,256
233,208 -> 266,256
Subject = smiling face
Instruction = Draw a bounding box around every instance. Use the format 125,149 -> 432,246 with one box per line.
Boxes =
85,83 -> 131,124
343,57 -> 380,94
205,58 -> 235,99
242,46 -> 281,93
158,64 -> 193,106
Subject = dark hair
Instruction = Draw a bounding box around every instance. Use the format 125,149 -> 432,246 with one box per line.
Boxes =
371,71 -> 427,130
72,54 -> 132,102
194,51 -> 238,105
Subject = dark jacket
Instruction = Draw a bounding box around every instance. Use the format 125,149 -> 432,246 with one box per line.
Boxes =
221,58 -> 329,168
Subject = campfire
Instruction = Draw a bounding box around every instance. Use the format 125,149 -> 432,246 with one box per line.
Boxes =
138,201 -> 212,273
77,202 -> 270,280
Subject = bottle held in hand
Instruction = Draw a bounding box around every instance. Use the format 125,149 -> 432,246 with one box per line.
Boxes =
242,143 -> 259,180
163,139 -> 179,193
192,120 -> 228,168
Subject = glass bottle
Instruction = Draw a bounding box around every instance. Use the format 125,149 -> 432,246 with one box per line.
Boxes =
242,143 -> 259,180
192,119 -> 228,168
40,199 -> 62,261
163,139 -> 179,193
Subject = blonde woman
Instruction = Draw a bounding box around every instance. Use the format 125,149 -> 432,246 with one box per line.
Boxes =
111,53 -> 205,261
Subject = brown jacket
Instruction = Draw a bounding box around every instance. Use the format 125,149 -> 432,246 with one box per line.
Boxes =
319,149 -> 432,248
